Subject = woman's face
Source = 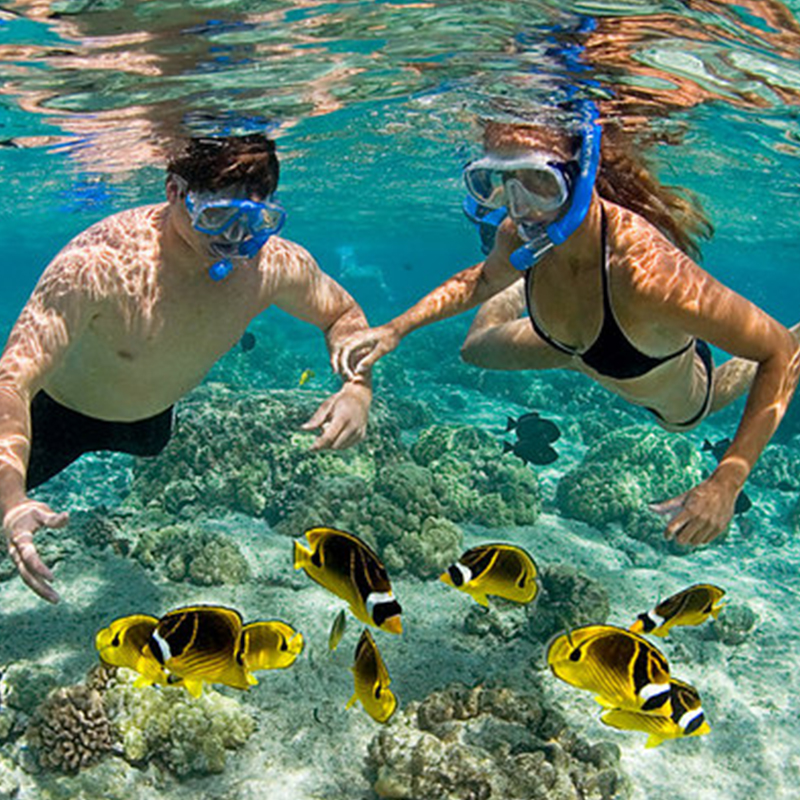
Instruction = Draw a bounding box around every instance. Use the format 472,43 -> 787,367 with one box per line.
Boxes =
479,124 -> 576,225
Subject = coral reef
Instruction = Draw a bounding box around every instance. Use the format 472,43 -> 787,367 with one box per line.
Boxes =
26,685 -> 113,773
525,565 -> 611,645
748,445 -> 800,492
128,386 -> 541,580
281,425 -> 540,577
104,670 -> 255,777
127,384 -> 403,521
555,426 -> 702,531
130,524 -> 250,585
367,683 -> 630,800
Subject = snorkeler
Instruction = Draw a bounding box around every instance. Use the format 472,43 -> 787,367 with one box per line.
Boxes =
0,134 -> 373,604
336,105 -> 799,549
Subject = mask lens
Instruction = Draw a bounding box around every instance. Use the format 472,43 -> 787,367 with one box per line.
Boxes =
464,156 -> 569,215
196,204 -> 240,233
464,167 -> 506,209
509,169 -> 565,209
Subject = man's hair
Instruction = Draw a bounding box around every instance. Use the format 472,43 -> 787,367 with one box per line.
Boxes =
167,134 -> 279,196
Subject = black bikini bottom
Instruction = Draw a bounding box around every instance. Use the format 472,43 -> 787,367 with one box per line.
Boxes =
27,391 -> 174,490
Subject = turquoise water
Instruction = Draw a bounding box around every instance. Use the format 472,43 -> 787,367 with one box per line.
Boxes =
1,1 -> 800,798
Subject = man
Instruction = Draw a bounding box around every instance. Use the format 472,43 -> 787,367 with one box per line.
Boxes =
0,134 -> 373,603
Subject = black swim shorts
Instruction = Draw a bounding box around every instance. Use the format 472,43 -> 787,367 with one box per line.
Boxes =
26,392 -> 174,490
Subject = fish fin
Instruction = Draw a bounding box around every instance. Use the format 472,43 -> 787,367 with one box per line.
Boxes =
345,693 -> 359,710
629,620 -> 644,633
502,441 -> 513,454
184,680 -> 204,699
472,592 -> 490,608
247,673 -> 258,687
133,675 -> 154,689
506,417 -> 516,432
293,540 -> 311,570
645,733 -> 666,749
594,695 -> 619,710
711,602 -> 728,620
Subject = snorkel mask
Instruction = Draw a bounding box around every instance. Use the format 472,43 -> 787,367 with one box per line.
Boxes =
463,101 -> 602,270
183,187 -> 286,281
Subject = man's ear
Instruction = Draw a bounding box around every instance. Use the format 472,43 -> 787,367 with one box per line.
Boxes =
166,174 -> 186,204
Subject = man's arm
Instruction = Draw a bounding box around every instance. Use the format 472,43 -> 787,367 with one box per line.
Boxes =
0,261 -> 90,601
267,241 -> 374,450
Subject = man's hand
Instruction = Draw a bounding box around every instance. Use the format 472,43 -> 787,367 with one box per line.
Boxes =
333,324 -> 400,380
650,475 -> 738,546
3,499 -> 69,603
301,382 -> 371,451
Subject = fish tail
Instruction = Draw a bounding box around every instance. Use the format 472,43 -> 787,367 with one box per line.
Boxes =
506,417 -> 516,432
293,540 -> 311,570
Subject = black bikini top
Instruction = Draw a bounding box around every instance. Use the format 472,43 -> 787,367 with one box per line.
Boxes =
525,207 -> 693,380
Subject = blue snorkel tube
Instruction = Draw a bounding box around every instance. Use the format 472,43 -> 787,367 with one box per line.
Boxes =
509,101 -> 602,271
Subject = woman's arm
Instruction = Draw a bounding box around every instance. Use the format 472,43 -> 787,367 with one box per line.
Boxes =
337,220 -> 523,377
641,245 -> 799,544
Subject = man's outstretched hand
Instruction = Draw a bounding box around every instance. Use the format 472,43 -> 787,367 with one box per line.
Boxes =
3,499 -> 68,603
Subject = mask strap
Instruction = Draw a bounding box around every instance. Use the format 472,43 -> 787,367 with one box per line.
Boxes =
509,100 -> 602,271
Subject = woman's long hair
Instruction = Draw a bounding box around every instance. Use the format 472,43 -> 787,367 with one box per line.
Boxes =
596,120 -> 713,260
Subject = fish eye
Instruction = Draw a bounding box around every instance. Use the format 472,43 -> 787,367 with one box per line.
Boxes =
518,576 -> 526,587
569,648 -> 582,662
112,633 -> 121,647
374,686 -> 382,700
280,636 -> 288,651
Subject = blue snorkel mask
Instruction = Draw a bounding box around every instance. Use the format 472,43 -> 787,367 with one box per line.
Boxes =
184,188 -> 287,281
462,101 -> 602,270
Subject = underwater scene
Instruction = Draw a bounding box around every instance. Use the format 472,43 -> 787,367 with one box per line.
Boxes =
1,1 -> 800,798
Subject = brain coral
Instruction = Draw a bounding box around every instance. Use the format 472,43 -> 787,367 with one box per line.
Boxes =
555,426 -> 702,530
26,686 -> 113,773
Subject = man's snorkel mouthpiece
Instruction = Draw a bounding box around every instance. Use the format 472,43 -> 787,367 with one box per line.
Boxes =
207,228 -> 275,281
509,102 -> 602,271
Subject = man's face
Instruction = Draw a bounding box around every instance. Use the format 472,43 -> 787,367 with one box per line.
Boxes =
169,177 -> 285,260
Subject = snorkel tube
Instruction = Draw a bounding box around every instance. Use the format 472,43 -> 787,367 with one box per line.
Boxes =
509,101 -> 602,271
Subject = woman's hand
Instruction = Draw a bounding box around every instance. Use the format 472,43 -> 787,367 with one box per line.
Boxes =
301,382 -> 371,450
3,499 -> 69,603
333,324 -> 400,380
649,474 -> 739,546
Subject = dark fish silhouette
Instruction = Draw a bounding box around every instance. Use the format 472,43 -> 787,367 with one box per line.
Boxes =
507,412 -> 561,444
701,437 -> 731,462
503,438 -> 558,465
702,438 -> 751,515
240,331 -> 257,352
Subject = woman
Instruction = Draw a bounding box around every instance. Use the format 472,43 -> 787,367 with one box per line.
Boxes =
336,108 -> 799,546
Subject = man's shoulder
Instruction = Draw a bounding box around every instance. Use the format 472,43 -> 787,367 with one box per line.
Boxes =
70,203 -> 166,249
260,236 -> 318,275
